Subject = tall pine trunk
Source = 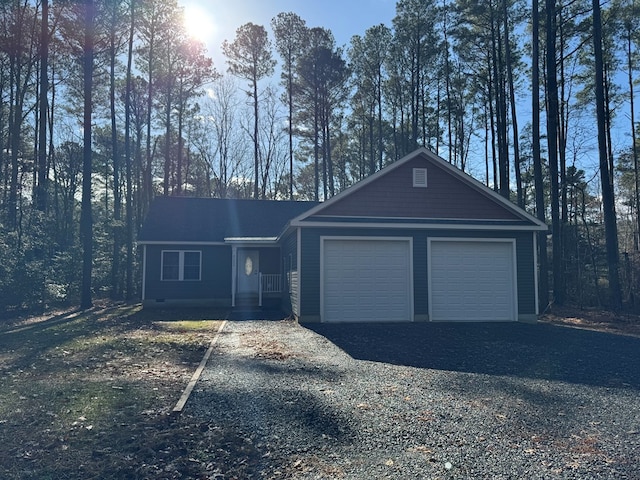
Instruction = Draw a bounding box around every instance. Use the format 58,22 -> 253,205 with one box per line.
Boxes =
503,0 -> 522,207
35,0 -> 49,212
80,0 -> 95,310
124,0 -> 135,299
592,0 -> 622,308
253,77 -> 260,199
627,23 -> 640,251
532,0 -> 549,310
545,0 -> 563,305
109,6 -> 121,298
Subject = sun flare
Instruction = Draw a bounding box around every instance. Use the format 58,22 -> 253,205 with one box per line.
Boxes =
183,5 -> 215,44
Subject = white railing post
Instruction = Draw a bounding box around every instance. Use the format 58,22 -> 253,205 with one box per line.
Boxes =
258,272 -> 263,307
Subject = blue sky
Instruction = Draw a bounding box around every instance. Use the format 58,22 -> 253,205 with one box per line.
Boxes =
180,0 -> 397,70
177,0 -> 633,182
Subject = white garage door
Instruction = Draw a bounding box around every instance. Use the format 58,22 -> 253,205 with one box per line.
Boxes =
429,239 -> 517,321
322,238 -> 412,322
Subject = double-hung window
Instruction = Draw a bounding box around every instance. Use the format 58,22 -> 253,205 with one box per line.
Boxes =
161,250 -> 201,281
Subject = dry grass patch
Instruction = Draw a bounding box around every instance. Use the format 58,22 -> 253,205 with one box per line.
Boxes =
541,306 -> 640,338
0,303 -> 263,479
241,332 -> 296,361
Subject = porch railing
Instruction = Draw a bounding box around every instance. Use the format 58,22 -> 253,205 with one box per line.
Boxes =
260,273 -> 282,294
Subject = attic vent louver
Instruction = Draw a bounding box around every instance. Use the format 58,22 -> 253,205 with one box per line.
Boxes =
413,168 -> 428,188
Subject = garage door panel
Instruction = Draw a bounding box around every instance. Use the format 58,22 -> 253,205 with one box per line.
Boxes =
323,239 -> 412,323
429,240 -> 516,321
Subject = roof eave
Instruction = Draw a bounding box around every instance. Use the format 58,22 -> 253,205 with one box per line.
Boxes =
224,237 -> 279,245
290,219 -> 548,231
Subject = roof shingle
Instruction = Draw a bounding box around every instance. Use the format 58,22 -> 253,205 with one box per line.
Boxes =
138,197 -> 318,243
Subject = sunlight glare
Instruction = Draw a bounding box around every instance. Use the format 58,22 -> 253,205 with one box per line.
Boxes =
183,4 -> 215,44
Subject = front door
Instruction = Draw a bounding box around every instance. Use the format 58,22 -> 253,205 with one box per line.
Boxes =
237,250 -> 260,296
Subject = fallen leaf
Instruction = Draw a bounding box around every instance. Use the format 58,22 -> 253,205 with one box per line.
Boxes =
409,445 -> 433,454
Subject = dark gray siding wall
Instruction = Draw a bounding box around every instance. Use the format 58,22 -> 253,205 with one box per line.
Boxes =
299,228 -> 536,320
413,233 -> 429,316
238,247 -> 281,274
280,231 -> 298,314
282,231 -> 298,270
514,232 -> 536,313
144,244 -> 232,301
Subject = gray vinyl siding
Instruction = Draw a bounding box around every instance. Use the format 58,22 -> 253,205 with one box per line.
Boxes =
515,233 -> 536,314
412,233 -> 429,316
282,231 -> 298,270
144,244 -> 231,301
242,247 -> 280,274
299,227 -> 537,321
281,231 -> 298,314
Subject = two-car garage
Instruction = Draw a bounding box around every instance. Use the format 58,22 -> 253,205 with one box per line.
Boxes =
320,237 -> 518,323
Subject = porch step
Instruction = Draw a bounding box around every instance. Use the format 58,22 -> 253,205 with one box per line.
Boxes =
235,294 -> 259,307
229,309 -> 287,321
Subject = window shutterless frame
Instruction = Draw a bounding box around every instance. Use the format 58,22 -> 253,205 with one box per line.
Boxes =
161,250 -> 201,281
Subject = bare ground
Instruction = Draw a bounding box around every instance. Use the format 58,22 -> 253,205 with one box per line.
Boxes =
0,303 -> 260,479
0,302 -> 638,479
541,305 -> 640,338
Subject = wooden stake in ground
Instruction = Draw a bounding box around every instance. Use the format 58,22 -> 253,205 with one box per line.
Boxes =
173,320 -> 227,413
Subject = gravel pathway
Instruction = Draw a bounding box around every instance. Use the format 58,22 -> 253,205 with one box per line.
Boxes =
188,320 -> 640,479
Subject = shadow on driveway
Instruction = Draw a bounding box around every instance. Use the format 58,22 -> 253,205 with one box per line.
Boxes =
305,322 -> 640,390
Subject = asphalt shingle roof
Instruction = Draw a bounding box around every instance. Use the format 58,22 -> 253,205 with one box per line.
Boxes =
138,196 -> 318,243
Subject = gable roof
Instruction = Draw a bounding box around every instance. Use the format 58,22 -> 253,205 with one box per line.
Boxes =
138,197 -> 318,244
291,148 -> 547,231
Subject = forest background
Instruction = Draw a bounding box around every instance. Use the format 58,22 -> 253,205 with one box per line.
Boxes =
1,0 -> 639,315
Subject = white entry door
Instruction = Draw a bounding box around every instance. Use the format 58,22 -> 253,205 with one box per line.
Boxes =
237,250 -> 260,295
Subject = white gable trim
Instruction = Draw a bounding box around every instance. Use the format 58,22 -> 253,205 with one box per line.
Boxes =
224,237 -> 279,245
291,220 -> 547,232
137,240 -> 228,246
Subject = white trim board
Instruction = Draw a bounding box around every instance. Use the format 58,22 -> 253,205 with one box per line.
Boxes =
138,240 -> 228,246
292,220 -> 547,231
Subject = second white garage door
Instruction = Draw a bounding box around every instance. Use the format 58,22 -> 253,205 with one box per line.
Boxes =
428,239 -> 517,321
322,238 -> 413,322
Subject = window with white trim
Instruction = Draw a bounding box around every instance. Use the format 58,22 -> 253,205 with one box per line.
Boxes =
161,250 -> 201,281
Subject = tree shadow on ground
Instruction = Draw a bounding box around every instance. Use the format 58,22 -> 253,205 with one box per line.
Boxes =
0,303 -> 234,480
306,322 -> 640,389
0,303 -> 224,377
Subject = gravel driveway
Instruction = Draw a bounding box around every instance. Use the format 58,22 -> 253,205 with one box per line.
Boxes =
188,320 -> 640,479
